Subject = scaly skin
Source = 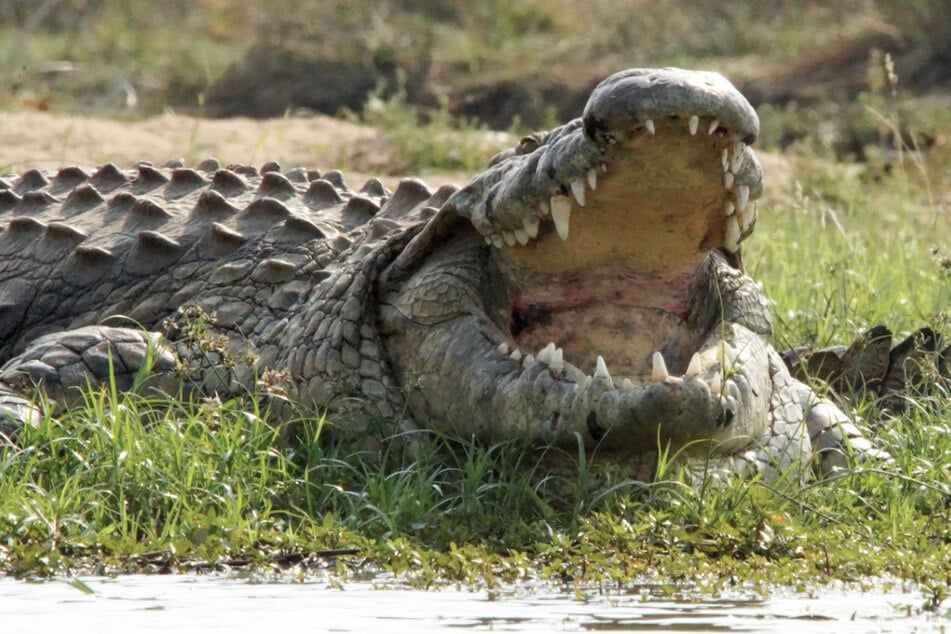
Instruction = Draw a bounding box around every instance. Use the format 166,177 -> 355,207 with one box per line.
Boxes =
0,68 -> 882,479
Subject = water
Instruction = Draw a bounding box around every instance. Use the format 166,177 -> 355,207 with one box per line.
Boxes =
0,573 -> 947,633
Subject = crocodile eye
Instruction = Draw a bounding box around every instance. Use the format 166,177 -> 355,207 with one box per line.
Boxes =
516,136 -> 540,155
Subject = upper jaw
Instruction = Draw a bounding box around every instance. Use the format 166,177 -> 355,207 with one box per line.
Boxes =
444,67 -> 764,257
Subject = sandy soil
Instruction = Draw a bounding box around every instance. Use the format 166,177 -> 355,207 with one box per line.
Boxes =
0,110 -> 476,189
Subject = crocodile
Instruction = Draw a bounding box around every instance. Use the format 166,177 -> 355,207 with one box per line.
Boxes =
0,67 -> 908,480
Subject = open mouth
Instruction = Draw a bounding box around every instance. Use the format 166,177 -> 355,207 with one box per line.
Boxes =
475,119 -> 760,387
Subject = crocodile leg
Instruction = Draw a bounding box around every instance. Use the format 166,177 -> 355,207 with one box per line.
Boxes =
0,325 -> 179,438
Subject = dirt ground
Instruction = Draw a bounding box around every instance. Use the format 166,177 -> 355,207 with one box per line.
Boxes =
0,110 -> 475,189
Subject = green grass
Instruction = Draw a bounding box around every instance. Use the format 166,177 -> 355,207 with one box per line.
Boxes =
3,375 -> 950,591
341,79 -> 507,173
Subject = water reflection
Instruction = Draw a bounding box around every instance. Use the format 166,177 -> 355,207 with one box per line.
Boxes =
0,574 -> 946,633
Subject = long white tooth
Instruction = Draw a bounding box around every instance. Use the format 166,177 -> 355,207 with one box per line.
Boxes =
740,202 -> 755,232
550,196 -> 572,241
724,172 -> 734,188
502,230 -> 516,246
586,168 -> 598,190
550,347 -> 564,374
538,342 -> 556,364
724,200 -> 735,216
708,119 -> 719,135
689,115 -> 699,136
731,147 -> 743,173
718,341 -> 737,366
491,234 -> 504,249
708,373 -> 722,396
539,198 -> 550,215
644,119 -> 655,135
570,179 -> 586,206
497,342 -> 510,355
721,148 -> 729,171
513,227 -> 530,245
594,355 -> 611,380
725,216 -> 741,252
510,349 -> 522,362
686,352 -> 702,377
522,353 -> 535,368
736,185 -> 750,212
523,216 -> 540,239
651,351 -> 669,382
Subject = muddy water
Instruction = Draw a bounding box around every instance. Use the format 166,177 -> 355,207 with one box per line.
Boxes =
0,574 -> 946,633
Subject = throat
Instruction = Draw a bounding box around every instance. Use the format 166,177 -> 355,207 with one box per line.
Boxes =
506,267 -> 704,378
510,268 -> 697,316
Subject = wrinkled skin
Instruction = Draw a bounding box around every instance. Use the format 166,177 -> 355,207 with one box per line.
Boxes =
0,68 -> 883,480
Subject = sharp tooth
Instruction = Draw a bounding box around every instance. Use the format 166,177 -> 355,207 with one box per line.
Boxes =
724,200 -> 735,216
651,351 -> 669,381
721,148 -> 729,171
502,230 -> 516,246
686,352 -> 701,377
724,172 -> 734,188
599,162 -> 608,172
739,207 -> 753,233
580,375 -> 593,390
497,342 -> 510,355
644,119 -> 655,135
491,234 -> 505,249
550,196 -> 572,241
740,202 -> 755,232
594,355 -> 611,380
570,179 -> 586,206
718,341 -> 737,366
731,148 -> 743,173
523,216 -> 540,238
689,115 -> 699,136
522,353 -> 535,368
622,378 -> 635,390
539,198 -> 551,215
510,349 -> 522,362
538,342 -> 556,364
708,373 -> 722,395
708,119 -> 719,135
586,168 -> 598,190
550,347 -> 564,374
484,236 -> 493,245
725,216 -> 741,252
736,185 -> 750,212
513,227 -> 530,245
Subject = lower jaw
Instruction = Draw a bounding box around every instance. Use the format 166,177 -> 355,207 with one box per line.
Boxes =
509,300 -> 702,380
